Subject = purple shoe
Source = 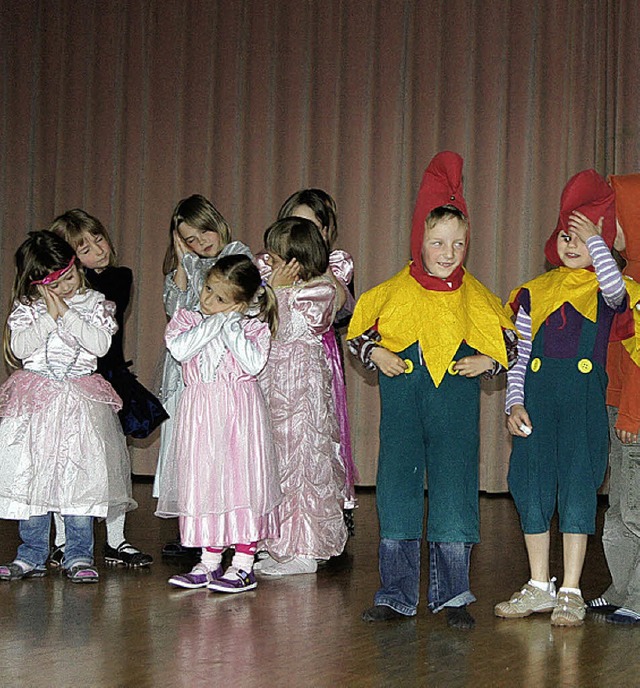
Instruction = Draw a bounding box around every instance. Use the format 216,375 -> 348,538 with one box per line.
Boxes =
208,568 -> 257,594
168,563 -> 223,589
65,563 -> 99,584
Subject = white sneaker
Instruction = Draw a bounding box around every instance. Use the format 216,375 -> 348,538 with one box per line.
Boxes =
259,556 -> 318,577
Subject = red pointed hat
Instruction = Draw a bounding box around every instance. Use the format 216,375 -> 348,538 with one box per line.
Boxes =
544,169 -> 616,266
409,151 -> 469,288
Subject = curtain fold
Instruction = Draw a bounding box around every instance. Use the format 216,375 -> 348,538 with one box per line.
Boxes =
1,0 -> 637,489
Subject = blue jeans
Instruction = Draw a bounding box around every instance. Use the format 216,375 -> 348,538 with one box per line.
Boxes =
17,513 -> 94,569
374,538 -> 476,616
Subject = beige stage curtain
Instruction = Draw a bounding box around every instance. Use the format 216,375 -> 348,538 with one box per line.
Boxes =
1,0 -> 639,489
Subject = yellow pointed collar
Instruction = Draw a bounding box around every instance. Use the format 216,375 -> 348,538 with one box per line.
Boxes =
507,268 -> 602,339
619,277 -> 640,365
348,265 -> 514,387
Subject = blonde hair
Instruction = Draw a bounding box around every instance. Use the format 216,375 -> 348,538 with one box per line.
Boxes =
424,205 -> 469,232
163,194 -> 232,275
49,209 -> 117,266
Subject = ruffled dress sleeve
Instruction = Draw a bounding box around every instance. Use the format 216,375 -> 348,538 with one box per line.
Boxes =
255,251 -> 272,281
221,316 -> 271,376
8,300 -> 57,360
58,293 -> 117,357
165,308 -> 226,362
329,249 -> 355,327
290,281 -> 336,335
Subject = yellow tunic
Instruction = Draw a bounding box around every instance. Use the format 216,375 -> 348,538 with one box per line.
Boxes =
507,268 -> 640,365
347,265 -> 513,387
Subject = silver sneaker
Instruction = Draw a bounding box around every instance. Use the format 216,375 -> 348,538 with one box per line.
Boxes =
550,591 -> 585,626
495,582 -> 557,618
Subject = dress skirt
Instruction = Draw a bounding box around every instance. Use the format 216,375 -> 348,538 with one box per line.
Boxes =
156,373 -> 281,548
0,370 -> 136,520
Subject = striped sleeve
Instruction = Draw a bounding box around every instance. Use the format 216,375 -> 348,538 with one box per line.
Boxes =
347,327 -> 381,371
587,235 -> 625,308
505,305 -> 532,413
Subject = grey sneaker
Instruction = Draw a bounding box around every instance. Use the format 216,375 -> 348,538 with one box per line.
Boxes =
550,591 -> 585,627
495,582 -> 557,618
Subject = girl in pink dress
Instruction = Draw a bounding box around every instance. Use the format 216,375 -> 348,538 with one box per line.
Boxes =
0,231 -> 134,584
257,217 -> 348,576
161,255 -> 281,593
262,189 -> 359,529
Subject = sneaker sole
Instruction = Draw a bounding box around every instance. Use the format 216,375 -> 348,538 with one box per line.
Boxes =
551,615 -> 584,627
104,556 -> 153,568
207,582 -> 257,594
168,579 -> 209,589
494,606 -> 556,618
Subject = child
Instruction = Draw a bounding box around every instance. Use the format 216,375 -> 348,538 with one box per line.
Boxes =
260,189 -> 359,526
495,169 -> 632,627
0,231 -> 134,583
587,173 -> 640,625
160,255 -> 281,592
154,194 -> 252,555
347,152 -> 516,630
49,208 -> 166,567
257,217 -> 348,575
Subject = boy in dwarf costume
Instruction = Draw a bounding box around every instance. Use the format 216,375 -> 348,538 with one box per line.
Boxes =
496,169 -> 640,627
348,151 -> 517,630
588,173 -> 640,625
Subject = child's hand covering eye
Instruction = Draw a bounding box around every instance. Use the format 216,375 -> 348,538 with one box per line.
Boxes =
566,212 -> 603,244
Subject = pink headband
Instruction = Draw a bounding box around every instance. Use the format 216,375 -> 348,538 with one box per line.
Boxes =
31,256 -> 76,285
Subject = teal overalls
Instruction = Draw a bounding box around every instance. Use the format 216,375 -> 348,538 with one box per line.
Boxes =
377,341 -> 481,543
508,306 -> 609,535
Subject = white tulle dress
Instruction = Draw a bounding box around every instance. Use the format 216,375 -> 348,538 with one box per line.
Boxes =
259,276 -> 348,561
0,290 -> 136,520
156,308 -> 281,547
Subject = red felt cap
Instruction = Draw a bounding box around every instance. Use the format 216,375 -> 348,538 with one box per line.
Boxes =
545,169 -> 616,266
410,151 -> 469,278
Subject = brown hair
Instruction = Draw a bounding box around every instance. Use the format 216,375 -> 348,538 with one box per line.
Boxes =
277,188 -> 338,249
263,217 -> 329,282
4,231 -> 86,368
207,255 -> 278,336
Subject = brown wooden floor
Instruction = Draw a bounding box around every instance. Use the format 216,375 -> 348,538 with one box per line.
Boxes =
0,483 -> 639,688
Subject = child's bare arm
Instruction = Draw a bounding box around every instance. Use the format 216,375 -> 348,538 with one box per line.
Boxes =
370,347 -> 407,377
454,354 -> 494,377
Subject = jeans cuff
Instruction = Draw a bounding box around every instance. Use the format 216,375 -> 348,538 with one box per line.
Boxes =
64,558 -> 94,570
429,590 -> 476,614
374,594 -> 417,617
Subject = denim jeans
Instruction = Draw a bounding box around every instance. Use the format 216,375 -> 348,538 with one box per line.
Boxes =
374,538 -> 476,616
17,513 -> 94,569
602,406 -> 640,612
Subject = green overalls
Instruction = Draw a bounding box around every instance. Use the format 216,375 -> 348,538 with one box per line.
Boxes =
508,307 -> 609,535
376,341 -> 481,544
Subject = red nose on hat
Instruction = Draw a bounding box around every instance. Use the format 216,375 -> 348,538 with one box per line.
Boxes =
544,169 -> 616,266
410,151 -> 469,269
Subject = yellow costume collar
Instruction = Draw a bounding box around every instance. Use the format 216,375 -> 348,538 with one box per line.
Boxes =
508,268 -> 601,339
348,266 -> 513,387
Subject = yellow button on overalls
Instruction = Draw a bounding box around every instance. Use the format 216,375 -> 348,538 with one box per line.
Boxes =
403,359 -> 414,374
447,361 -> 459,376
577,358 -> 593,373
530,357 -> 541,372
